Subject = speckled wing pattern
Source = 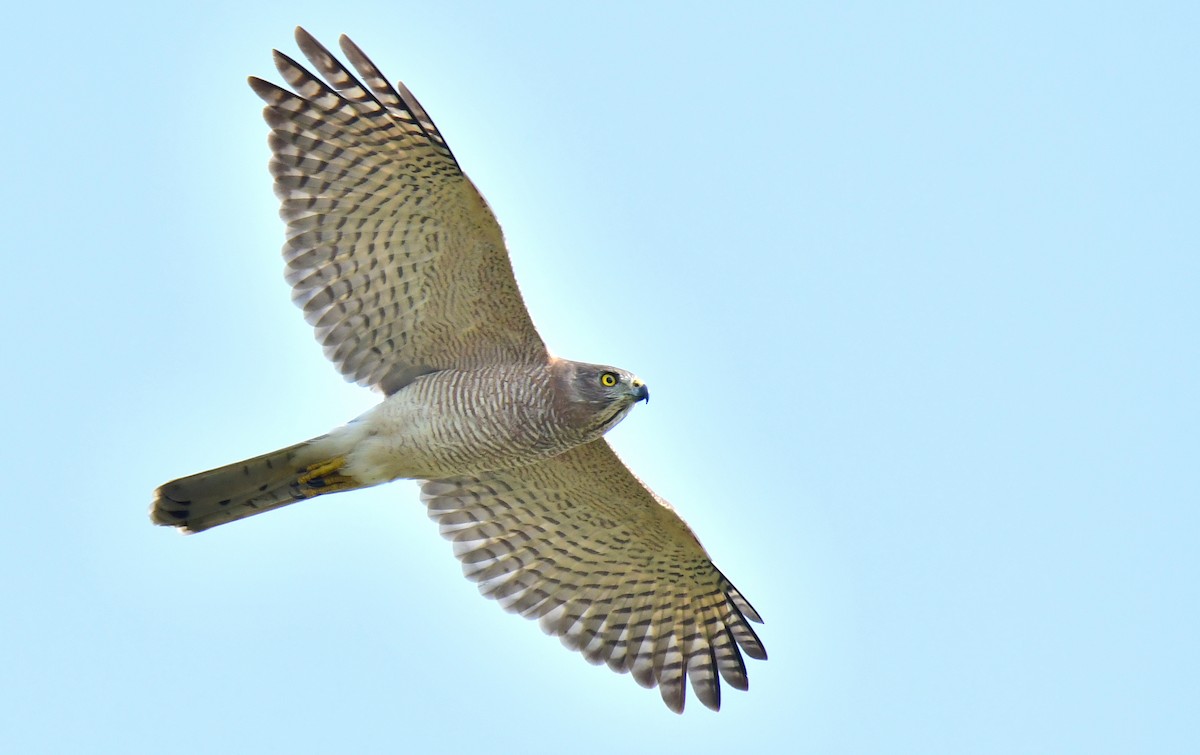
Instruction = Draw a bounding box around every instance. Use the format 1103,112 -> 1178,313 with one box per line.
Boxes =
422,439 -> 767,713
249,29 -> 547,394
240,29 -> 767,712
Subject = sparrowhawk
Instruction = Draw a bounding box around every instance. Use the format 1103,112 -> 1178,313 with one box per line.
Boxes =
152,27 -> 766,713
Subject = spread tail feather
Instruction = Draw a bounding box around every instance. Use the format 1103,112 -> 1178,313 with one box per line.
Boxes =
151,435 -> 363,533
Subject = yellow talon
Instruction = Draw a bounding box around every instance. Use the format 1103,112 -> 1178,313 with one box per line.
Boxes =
294,456 -> 359,498
298,457 -> 346,485
298,477 -> 358,497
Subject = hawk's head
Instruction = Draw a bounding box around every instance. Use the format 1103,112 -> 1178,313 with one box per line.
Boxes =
551,359 -> 649,438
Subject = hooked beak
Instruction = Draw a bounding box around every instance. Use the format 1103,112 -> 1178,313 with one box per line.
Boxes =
631,380 -> 649,404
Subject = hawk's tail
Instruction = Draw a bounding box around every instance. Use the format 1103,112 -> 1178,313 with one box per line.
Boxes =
151,435 -> 364,533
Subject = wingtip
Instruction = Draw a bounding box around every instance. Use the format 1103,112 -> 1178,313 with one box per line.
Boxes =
661,685 -> 686,715
247,75 -> 270,95
695,681 -> 721,713
338,33 -> 363,60
294,26 -> 331,64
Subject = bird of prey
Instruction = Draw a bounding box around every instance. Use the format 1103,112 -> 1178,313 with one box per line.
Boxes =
152,27 -> 766,713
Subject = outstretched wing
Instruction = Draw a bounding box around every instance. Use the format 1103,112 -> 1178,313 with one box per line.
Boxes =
421,440 -> 767,713
249,28 -> 547,394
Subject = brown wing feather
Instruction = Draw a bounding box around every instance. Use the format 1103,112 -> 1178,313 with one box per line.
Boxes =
421,439 -> 766,713
249,28 -> 547,394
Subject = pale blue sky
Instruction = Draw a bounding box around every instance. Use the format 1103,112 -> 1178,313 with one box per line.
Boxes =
3,2 -> 1196,753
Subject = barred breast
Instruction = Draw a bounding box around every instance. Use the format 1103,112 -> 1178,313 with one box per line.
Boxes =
341,364 -> 578,483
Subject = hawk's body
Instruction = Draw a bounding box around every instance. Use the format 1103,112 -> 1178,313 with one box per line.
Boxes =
152,28 -> 766,713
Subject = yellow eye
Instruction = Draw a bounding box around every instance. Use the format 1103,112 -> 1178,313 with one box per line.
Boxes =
600,372 -> 618,387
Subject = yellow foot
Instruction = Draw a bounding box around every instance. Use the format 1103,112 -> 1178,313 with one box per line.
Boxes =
295,457 -> 359,498
298,457 -> 345,484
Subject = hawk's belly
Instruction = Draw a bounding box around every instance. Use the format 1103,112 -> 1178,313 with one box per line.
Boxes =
338,367 -> 576,483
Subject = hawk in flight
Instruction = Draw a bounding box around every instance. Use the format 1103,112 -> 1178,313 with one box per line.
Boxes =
152,28 -> 766,713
